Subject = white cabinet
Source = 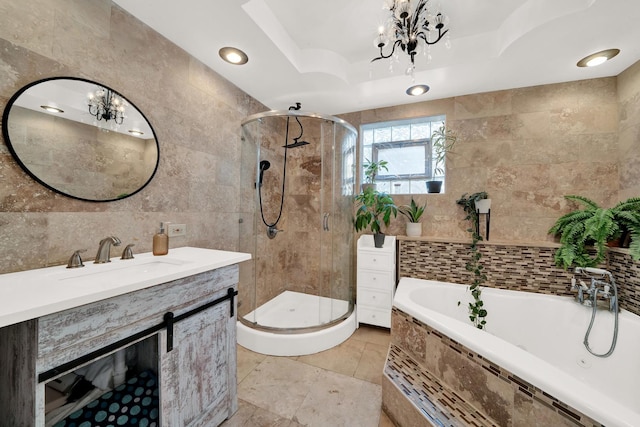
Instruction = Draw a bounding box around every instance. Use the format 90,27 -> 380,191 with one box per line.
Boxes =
357,235 -> 396,328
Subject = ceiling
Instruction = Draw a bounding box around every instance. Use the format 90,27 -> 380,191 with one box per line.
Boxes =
113,0 -> 640,116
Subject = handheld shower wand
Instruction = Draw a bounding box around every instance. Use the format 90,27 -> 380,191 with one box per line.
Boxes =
258,160 -> 270,187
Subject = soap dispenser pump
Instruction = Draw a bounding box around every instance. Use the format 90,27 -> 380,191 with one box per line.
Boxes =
153,222 -> 169,256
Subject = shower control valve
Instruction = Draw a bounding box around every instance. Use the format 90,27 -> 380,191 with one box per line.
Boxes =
266,226 -> 284,239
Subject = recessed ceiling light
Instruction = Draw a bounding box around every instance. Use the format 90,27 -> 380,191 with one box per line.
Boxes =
128,129 -> 144,136
219,47 -> 248,65
577,49 -> 620,67
40,105 -> 64,113
406,84 -> 430,96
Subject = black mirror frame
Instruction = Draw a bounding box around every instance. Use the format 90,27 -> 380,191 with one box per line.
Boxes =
1,76 -> 160,202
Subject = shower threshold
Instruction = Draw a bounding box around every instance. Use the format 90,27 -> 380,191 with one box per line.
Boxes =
243,290 -> 349,329
237,291 -> 356,356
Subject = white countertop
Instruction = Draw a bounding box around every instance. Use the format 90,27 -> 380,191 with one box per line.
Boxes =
0,247 -> 251,329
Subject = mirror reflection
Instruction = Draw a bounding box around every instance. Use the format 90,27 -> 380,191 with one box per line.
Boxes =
2,77 -> 159,201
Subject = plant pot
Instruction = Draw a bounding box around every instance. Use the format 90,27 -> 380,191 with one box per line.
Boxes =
373,232 -> 385,248
475,198 -> 492,214
361,183 -> 375,192
426,180 -> 442,194
406,222 -> 422,237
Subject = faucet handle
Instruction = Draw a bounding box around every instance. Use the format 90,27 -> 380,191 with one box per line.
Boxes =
121,244 -> 135,260
66,249 -> 87,269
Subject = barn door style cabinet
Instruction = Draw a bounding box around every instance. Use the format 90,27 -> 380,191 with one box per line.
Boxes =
0,247 -> 249,427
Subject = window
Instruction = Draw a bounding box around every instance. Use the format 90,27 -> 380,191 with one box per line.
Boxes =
361,115 -> 446,194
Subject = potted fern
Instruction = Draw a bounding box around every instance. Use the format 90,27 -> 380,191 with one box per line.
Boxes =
354,187 -> 397,248
362,158 -> 388,192
426,125 -> 457,193
399,198 -> 426,237
548,195 -> 640,269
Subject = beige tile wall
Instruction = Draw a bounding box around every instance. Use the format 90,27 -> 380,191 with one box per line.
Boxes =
0,0 -> 266,274
342,71 -> 639,244
0,0 -> 638,284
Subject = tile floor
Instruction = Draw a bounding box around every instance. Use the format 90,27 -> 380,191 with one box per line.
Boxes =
222,325 -> 396,427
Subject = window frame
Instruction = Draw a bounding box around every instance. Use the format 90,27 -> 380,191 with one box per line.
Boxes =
360,115 -> 446,195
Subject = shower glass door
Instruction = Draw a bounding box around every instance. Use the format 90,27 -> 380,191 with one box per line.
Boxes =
319,119 -> 356,325
239,111 -> 356,332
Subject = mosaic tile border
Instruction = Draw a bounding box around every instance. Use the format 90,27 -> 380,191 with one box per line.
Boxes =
398,240 -> 640,317
384,344 -> 498,427
388,308 -> 603,427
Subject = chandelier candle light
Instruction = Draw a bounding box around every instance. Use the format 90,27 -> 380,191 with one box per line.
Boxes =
88,87 -> 125,125
372,0 -> 450,78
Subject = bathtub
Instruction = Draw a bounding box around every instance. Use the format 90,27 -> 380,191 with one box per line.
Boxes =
391,277 -> 640,427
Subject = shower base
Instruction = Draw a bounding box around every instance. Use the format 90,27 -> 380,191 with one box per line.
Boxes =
237,291 -> 356,356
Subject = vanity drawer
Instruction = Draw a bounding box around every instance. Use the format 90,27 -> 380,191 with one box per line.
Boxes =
357,270 -> 394,291
357,306 -> 391,328
357,251 -> 394,271
357,288 -> 391,309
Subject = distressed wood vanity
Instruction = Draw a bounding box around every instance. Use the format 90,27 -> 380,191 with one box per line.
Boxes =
0,247 -> 250,427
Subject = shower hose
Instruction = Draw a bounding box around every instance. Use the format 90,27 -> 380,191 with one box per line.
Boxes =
583,276 -> 618,358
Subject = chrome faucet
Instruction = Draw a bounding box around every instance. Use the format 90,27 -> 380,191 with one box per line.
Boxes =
572,267 -> 619,357
94,236 -> 121,263
572,267 -> 617,311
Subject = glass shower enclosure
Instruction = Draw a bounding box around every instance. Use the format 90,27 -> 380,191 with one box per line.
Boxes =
238,110 -> 356,339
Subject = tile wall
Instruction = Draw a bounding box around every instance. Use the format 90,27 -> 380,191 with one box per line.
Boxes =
0,0 -> 266,274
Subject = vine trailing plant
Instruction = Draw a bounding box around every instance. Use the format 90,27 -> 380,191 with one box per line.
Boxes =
456,192 -> 489,329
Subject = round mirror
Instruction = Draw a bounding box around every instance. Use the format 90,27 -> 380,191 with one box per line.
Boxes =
2,77 -> 159,202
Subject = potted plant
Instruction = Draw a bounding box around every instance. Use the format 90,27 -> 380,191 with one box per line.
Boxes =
354,187 -> 397,248
426,125 -> 457,193
399,198 -> 426,237
362,158 -> 388,192
548,195 -> 640,269
456,192 -> 489,329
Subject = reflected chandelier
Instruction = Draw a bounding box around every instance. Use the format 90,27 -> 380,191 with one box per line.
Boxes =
88,88 -> 125,124
372,0 -> 450,76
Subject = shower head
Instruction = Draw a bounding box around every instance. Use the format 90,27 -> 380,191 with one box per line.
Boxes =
282,140 -> 310,149
258,160 -> 271,187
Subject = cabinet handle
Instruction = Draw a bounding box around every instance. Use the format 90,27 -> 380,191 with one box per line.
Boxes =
372,277 -> 376,281
373,258 -> 377,262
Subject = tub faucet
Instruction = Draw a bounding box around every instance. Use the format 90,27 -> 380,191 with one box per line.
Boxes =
573,267 -> 617,312
94,236 -> 121,264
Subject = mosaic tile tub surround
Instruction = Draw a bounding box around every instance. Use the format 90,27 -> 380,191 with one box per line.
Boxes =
397,239 -> 640,317
384,238 -> 640,426
383,309 -> 602,427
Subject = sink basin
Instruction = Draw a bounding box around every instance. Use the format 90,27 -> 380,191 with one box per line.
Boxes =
49,257 -> 191,282
0,247 -> 251,329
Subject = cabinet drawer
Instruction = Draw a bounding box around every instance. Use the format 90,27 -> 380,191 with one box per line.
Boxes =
358,251 -> 394,271
358,288 -> 391,309
357,270 -> 394,291
357,306 -> 391,328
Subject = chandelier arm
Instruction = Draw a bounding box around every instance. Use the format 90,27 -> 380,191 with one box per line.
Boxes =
417,29 -> 448,46
371,39 -> 403,63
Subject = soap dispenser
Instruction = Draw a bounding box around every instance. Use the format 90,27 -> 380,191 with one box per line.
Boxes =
153,222 -> 169,256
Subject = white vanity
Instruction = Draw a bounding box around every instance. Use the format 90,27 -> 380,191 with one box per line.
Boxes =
0,247 -> 250,427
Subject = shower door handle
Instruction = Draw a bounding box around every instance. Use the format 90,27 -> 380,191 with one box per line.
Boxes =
323,213 -> 330,231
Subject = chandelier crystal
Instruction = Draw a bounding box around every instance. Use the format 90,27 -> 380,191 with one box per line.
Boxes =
372,0 -> 450,74
88,87 -> 125,125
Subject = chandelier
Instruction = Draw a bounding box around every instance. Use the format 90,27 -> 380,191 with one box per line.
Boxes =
372,0 -> 450,76
88,88 -> 125,124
